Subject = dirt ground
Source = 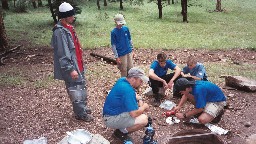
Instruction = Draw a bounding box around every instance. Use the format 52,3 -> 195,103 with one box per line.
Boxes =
0,45 -> 256,144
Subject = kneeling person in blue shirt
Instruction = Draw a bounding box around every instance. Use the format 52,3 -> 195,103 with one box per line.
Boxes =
103,67 -> 150,142
174,78 -> 226,124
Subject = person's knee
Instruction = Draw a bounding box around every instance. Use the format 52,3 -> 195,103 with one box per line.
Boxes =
137,114 -> 148,126
198,115 -> 212,124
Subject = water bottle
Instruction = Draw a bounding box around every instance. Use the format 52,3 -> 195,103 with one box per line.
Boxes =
143,135 -> 151,144
123,140 -> 133,144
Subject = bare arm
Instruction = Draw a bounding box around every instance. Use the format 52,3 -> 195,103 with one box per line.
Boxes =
176,108 -> 204,119
167,66 -> 181,88
149,69 -> 168,87
129,103 -> 149,118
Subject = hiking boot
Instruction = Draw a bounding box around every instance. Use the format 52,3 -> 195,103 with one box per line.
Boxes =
153,99 -> 161,107
76,114 -> 94,122
112,129 -> 132,142
211,110 -> 224,124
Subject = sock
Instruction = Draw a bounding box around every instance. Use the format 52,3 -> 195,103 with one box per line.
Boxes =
119,128 -> 128,133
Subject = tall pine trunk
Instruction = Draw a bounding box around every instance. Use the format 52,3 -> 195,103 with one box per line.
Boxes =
158,0 -> 162,19
0,10 -> 8,51
216,0 -> 222,12
181,0 -> 188,22
2,0 -> 9,10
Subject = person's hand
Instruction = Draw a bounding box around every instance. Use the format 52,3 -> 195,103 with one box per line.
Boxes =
184,73 -> 191,78
142,103 -> 149,111
132,50 -> 136,58
163,81 -> 168,89
70,70 -> 79,80
173,106 -> 181,112
175,112 -> 185,119
116,58 -> 121,64
167,80 -> 174,89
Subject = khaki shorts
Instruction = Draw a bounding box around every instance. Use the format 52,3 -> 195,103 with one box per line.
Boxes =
103,112 -> 135,129
117,52 -> 133,77
204,101 -> 225,118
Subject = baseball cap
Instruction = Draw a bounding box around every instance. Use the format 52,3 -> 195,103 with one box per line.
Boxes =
174,78 -> 195,92
128,67 -> 149,83
59,2 -> 75,19
114,14 -> 126,25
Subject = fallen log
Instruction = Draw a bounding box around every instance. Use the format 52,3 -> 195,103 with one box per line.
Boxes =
224,76 -> 256,92
90,52 -> 117,65
0,45 -> 22,66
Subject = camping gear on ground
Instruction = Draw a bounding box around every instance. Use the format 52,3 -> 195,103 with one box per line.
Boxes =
143,117 -> 158,144
66,129 -> 92,144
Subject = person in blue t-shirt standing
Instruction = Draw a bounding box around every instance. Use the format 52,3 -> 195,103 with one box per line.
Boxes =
103,67 -> 150,143
111,13 -> 134,77
181,55 -> 208,81
149,52 -> 182,107
174,78 -> 226,124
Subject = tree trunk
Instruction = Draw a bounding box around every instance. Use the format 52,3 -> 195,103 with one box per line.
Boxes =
38,0 -> 43,7
2,0 -> 9,10
216,0 -> 222,12
158,0 -> 162,19
0,10 -> 8,52
181,0 -> 188,22
48,0 -> 57,23
119,0 -> 123,10
97,0 -> 100,10
104,0 -> 107,6
32,0 -> 37,8
167,0 -> 170,5
14,0 -> 16,7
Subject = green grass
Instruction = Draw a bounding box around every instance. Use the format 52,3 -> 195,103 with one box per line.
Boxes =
0,71 -> 25,86
3,0 -> 256,49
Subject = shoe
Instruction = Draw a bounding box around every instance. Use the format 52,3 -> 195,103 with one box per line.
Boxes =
85,108 -> 92,114
76,114 -> 94,122
211,110 -> 224,124
153,99 -> 161,107
113,129 -> 132,142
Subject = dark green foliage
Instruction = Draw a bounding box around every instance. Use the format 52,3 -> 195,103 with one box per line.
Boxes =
47,0 -> 82,23
14,0 -> 30,13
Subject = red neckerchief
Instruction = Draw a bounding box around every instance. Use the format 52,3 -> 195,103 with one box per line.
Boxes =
63,23 -> 84,72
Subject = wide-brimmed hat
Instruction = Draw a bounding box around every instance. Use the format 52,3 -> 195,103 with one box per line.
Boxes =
128,67 -> 149,83
114,14 -> 126,25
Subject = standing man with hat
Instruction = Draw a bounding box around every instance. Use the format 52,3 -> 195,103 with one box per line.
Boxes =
103,67 -> 150,142
111,13 -> 134,77
51,2 -> 93,122
174,78 -> 226,124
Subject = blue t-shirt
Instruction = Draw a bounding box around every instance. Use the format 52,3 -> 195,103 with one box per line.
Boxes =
192,81 -> 226,109
183,63 -> 208,80
111,26 -> 133,57
150,59 -> 176,77
103,77 -> 138,116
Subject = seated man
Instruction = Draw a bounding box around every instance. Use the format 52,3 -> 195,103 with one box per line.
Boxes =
149,52 -> 181,107
103,67 -> 149,143
181,55 -> 208,81
174,78 -> 226,124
